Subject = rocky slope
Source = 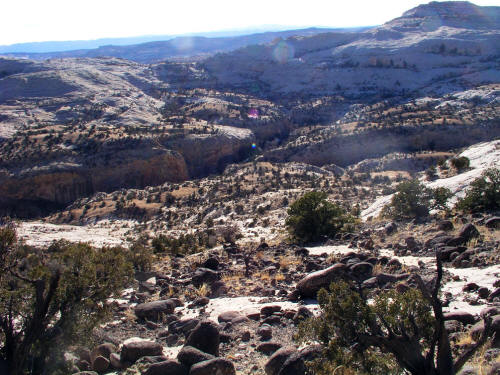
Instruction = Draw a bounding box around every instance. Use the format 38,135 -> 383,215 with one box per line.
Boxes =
0,1 -> 498,220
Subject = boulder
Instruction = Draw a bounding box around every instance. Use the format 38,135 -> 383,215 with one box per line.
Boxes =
296,263 -> 347,298
186,320 -> 220,356
257,325 -> 273,341
177,346 -> 215,368
90,343 -> 116,363
144,360 -> 188,375
134,300 -> 175,321
265,347 -> 297,375
218,311 -> 243,323
485,217 -> 500,229
438,220 -> 454,231
192,268 -> 219,287
169,318 -> 200,336
120,341 -> 163,363
91,356 -> 109,373
278,345 -> 322,375
444,312 -> 476,326
488,288 -> 500,302
470,315 -> 500,347
189,358 -> 236,375
261,305 -> 282,317
257,342 -> 282,355
459,223 -> 480,242
109,353 -> 124,369
202,257 -> 219,270
350,262 -> 373,279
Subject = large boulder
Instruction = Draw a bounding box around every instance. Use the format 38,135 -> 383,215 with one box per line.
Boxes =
265,347 -> 297,375
444,312 -> 476,326
144,360 -> 188,375
296,263 -> 347,298
177,346 -> 215,367
134,300 -> 175,321
458,223 -> 480,242
186,321 -> 220,356
120,341 -> 163,363
278,345 -> 322,375
189,358 -> 236,375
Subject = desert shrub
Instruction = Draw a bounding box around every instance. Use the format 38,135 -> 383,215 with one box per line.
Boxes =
286,191 -> 355,243
432,187 -> 453,211
382,180 -> 431,219
456,167 -> 500,212
425,165 -> 438,180
297,282 -> 431,374
151,232 -> 212,255
297,256 -> 494,375
0,226 -> 133,375
382,180 -> 452,220
128,235 -> 153,271
450,156 -> 470,171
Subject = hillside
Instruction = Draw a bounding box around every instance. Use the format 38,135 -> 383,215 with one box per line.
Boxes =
1,2 -> 500,375
0,1 -> 499,218
0,28 -> 358,63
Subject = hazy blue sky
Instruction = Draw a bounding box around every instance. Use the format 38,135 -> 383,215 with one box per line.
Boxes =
1,0 -> 498,45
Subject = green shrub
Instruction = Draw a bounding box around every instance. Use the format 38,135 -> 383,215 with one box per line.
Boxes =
456,167 -> 500,212
285,191 -> 354,243
382,180 -> 452,220
382,180 -> 431,219
450,156 -> 470,171
297,262 -> 494,375
0,227 -> 133,375
297,282 -> 432,375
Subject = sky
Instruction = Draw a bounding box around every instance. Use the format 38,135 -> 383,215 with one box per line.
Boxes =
1,0 -> 498,45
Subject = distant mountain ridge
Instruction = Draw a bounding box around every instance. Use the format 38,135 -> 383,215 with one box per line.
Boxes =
0,27 -> 371,63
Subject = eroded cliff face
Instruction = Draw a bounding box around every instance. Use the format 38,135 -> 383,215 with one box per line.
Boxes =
0,150 -> 189,218
264,122 -> 500,168
168,126 -> 254,176
0,128 -> 255,218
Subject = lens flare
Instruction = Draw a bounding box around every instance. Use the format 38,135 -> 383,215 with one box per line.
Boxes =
251,143 -> 257,149
248,108 -> 259,119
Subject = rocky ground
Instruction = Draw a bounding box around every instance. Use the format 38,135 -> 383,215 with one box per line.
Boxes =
62,211 -> 500,375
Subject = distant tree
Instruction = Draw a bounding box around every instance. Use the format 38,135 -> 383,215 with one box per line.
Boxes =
450,156 -> 470,171
286,191 -> 354,243
0,225 -> 132,375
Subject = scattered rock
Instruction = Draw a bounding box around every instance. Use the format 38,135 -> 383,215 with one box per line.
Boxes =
257,325 -> 273,341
